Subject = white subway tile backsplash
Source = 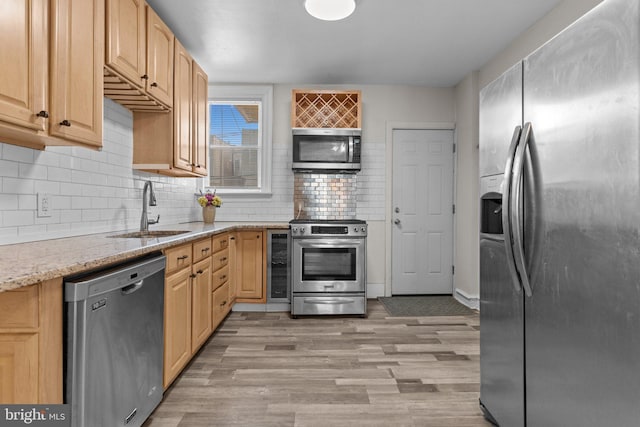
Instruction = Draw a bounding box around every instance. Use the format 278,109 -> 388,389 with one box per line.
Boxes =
0,98 -> 200,244
18,195 -> 37,210
3,144 -> 34,163
4,210 -> 34,227
3,177 -> 35,194
47,167 -> 72,183
0,194 -> 18,210
0,160 -> 19,177
34,180 -> 60,194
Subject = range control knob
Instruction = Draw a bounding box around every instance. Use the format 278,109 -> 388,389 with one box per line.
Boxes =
353,227 -> 359,232
361,227 -> 366,232
292,227 -> 298,233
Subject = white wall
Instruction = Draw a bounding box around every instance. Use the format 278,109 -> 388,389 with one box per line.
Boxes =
453,0 -> 604,304
217,84 -> 455,296
0,99 -> 201,244
453,72 -> 480,307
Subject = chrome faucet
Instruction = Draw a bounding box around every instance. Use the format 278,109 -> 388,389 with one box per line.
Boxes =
140,181 -> 160,232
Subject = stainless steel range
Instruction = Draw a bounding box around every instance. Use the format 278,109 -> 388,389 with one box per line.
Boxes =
290,219 -> 367,317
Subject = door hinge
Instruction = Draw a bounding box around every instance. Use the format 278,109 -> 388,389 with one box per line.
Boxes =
452,204 -> 456,214
453,143 -> 456,153
452,265 -> 455,275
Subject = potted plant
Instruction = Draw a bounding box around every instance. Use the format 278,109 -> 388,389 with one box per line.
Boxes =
198,191 -> 222,224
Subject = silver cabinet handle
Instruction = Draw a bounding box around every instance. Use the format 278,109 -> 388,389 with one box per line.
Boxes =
510,122 -> 533,297
394,219 -> 401,225
502,125 -> 523,294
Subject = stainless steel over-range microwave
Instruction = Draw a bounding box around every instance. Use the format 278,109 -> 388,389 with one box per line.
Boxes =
292,128 -> 361,172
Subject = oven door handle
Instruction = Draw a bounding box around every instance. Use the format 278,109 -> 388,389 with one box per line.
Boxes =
295,241 -> 363,248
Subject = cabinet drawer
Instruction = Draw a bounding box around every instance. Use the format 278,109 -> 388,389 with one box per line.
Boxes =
0,285 -> 39,330
212,248 -> 229,271
212,282 -> 230,329
212,265 -> 229,291
193,238 -> 213,263
164,243 -> 192,275
212,233 -> 229,253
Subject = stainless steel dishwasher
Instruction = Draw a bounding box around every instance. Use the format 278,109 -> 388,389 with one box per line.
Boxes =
65,254 -> 165,427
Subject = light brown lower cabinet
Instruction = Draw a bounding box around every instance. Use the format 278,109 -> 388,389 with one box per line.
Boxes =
212,282 -> 231,329
163,265 -> 192,388
0,279 -> 63,404
233,230 -> 265,303
163,236 -> 221,389
191,256 -> 212,353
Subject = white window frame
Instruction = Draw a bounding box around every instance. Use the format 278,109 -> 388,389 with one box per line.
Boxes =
205,85 -> 273,196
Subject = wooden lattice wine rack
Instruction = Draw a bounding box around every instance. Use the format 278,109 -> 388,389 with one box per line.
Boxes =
291,90 -> 361,128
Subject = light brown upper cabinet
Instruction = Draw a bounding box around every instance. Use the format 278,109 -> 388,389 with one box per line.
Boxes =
133,39 -> 208,177
192,61 -> 209,176
145,5 -> 174,107
104,0 -> 174,112
105,0 -> 146,87
0,0 -> 103,150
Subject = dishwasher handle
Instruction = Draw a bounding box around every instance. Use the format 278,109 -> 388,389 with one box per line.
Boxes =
121,280 -> 144,295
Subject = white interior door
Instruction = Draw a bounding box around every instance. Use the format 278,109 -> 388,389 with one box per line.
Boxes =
392,129 -> 454,295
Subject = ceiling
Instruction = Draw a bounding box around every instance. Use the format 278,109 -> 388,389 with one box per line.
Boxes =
146,0 -> 562,87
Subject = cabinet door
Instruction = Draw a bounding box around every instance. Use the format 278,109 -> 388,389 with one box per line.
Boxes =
146,6 -> 173,107
235,231 -> 264,300
105,0 -> 146,88
50,0 -> 104,147
163,268 -> 191,388
192,60 -> 209,176
0,334 -> 39,403
173,39 -> 193,172
212,282 -> 230,330
0,280 -> 62,404
0,0 -> 47,132
229,233 -> 237,303
191,257 -> 212,353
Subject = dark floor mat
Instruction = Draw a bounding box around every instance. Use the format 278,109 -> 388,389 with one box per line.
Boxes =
378,295 -> 476,316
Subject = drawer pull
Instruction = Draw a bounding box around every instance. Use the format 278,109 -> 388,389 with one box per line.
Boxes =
220,275 -> 227,281
190,273 -> 196,279
177,255 -> 188,261
220,300 -> 227,307
220,257 -> 227,262
221,239 -> 227,245
196,269 -> 203,274
201,247 -> 210,253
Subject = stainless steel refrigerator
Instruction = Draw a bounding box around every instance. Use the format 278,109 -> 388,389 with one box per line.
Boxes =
479,0 -> 640,425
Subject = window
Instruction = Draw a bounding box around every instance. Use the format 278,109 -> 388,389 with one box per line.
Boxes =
206,85 -> 273,195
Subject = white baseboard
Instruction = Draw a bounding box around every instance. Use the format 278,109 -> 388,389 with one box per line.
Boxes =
454,288 -> 479,310
367,283 -> 385,298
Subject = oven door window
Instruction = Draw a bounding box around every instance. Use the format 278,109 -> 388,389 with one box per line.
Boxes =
302,247 -> 356,281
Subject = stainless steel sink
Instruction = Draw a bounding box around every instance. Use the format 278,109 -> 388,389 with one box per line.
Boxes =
109,230 -> 190,238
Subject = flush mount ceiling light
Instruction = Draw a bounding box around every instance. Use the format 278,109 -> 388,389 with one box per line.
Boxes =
305,0 -> 356,21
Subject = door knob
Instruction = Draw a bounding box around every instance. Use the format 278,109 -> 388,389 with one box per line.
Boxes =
394,219 -> 401,225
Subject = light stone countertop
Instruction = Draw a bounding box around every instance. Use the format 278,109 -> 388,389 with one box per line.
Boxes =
0,221 -> 289,293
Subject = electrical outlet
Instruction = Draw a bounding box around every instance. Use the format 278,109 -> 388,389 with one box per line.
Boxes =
37,193 -> 52,217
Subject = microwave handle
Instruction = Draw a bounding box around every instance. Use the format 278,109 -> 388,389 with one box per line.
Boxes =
348,137 -> 354,163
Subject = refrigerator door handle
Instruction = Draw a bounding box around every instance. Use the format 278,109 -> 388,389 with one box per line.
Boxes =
510,122 -> 533,297
502,125 -> 523,294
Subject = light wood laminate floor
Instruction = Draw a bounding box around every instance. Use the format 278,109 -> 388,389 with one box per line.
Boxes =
144,300 -> 492,427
